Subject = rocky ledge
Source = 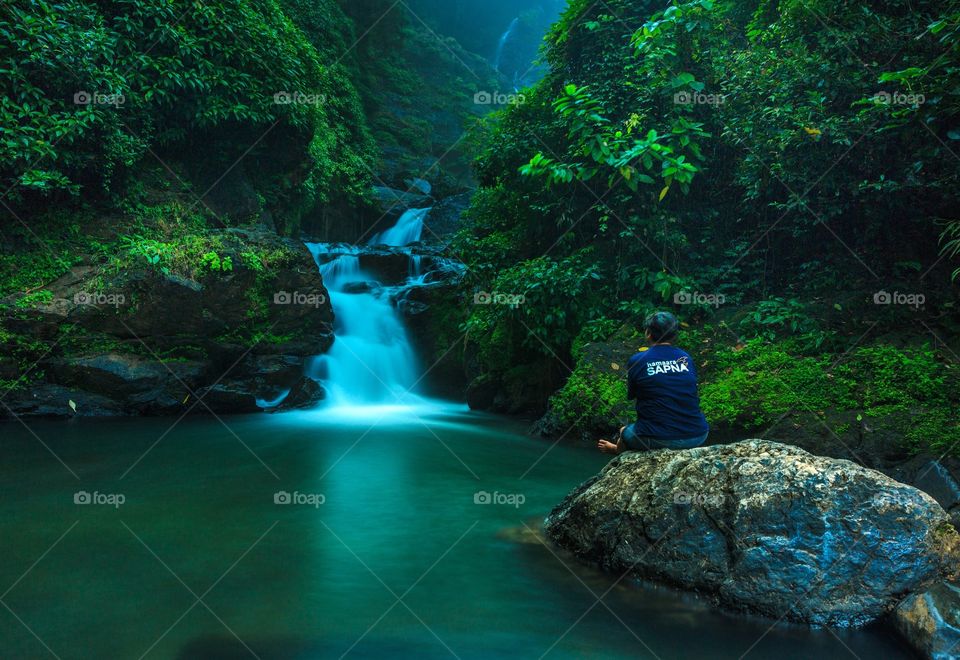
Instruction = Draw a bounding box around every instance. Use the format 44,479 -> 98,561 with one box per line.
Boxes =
1,228 -> 332,418
544,439 -> 959,628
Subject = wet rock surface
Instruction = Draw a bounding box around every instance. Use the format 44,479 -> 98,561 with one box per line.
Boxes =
545,439 -> 959,627
893,581 -> 960,660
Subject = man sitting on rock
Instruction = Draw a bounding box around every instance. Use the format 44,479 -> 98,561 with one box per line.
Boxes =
598,311 -> 710,454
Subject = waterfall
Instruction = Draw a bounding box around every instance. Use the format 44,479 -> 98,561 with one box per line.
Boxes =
305,208 -> 432,409
493,17 -> 519,73
369,207 -> 429,246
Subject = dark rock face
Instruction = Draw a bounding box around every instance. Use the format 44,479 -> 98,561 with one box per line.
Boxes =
764,410 -> 914,471
3,384 -> 126,418
425,192 -> 470,243
465,374 -> 498,410
391,253 -> 468,399
893,581 -> 960,659
357,250 -> 420,283
49,353 -> 204,396
1,229 -> 334,418
893,458 -> 960,532
195,382 -> 262,414
464,359 -> 565,417
46,353 -> 206,415
371,185 -> 432,214
340,281 -> 383,295
279,376 -> 325,410
545,439 -> 958,627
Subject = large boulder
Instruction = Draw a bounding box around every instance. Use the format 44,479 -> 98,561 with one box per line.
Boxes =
544,439 -> 959,627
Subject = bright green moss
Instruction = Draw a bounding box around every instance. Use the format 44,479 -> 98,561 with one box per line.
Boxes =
701,340 -> 960,454
549,363 -> 629,432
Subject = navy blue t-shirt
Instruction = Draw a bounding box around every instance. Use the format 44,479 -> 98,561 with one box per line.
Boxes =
627,344 -> 710,441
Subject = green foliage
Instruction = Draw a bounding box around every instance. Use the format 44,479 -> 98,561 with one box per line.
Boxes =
940,220 -> 960,281
0,0 -> 376,228
571,317 -> 621,358
457,0 -> 960,409
834,345 -> 947,410
0,206 -> 96,297
121,237 -> 173,271
0,320 -> 61,393
520,83 -> 708,196
316,0 -> 498,187
738,298 -> 832,351
637,270 -> 696,303
216,327 -> 298,347
908,408 -> 960,456
14,290 -> 54,308
0,251 -> 74,298
90,198 -> 299,282
838,345 -> 960,454
462,250 -> 603,368
523,1 -> 721,201
200,252 -> 233,275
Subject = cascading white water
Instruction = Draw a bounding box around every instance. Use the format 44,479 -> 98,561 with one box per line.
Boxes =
369,207 -> 429,246
493,17 -> 519,73
305,208 -> 432,409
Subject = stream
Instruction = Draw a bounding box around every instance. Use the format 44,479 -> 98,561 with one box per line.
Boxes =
0,211 -> 915,658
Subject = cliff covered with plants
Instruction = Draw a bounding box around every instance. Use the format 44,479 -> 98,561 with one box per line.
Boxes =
0,0 -> 495,415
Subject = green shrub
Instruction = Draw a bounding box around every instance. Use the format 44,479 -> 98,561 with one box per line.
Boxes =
738,298 -> 835,352
14,290 -> 54,308
549,365 -> 629,433
462,250 -> 604,370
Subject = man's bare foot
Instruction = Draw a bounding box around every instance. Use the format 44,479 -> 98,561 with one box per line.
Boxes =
597,439 -> 619,455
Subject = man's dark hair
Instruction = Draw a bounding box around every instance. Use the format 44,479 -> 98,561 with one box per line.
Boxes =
644,311 -> 679,343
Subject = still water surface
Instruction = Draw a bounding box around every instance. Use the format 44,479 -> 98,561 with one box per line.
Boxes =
0,405 -> 912,658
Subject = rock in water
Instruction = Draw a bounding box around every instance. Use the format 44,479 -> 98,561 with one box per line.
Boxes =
544,439 -> 959,627
892,581 -> 960,660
